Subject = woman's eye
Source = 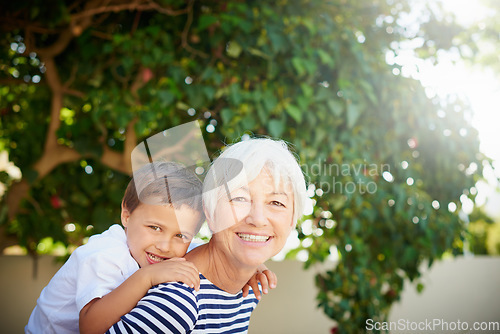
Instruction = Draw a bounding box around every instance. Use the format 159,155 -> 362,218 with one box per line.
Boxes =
271,200 -> 285,207
230,196 -> 247,202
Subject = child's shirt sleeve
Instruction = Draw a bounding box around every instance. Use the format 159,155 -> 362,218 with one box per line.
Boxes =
74,225 -> 139,311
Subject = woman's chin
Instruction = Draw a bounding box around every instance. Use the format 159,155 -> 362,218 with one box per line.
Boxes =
233,248 -> 275,268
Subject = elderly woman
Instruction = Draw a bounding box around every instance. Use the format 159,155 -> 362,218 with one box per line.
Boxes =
107,138 -> 307,333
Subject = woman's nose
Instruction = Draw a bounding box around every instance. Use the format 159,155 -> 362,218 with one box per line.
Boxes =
246,202 -> 268,227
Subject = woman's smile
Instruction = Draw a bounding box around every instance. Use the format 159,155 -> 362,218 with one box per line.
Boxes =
236,232 -> 272,243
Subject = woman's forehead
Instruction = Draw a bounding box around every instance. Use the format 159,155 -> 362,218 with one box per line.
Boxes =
237,169 -> 293,193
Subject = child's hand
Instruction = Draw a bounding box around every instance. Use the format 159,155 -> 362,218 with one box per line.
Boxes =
143,257 -> 200,290
242,264 -> 277,300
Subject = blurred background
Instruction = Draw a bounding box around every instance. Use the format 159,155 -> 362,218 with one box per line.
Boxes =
1,0 -> 499,333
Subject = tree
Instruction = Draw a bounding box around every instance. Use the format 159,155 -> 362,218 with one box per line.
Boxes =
0,1 -> 491,332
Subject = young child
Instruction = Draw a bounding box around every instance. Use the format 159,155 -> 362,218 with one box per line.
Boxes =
26,162 -> 275,334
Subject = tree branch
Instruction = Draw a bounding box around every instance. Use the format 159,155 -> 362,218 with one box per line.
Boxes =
70,0 -> 188,21
61,88 -> 86,98
30,1 -> 95,58
40,56 -> 63,152
0,18 -> 59,34
181,0 -> 209,59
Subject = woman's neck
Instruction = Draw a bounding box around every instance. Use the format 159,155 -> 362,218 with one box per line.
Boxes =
185,243 -> 257,294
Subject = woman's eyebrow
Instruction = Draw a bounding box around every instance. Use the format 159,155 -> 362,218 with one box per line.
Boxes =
232,186 -> 250,193
270,191 -> 289,197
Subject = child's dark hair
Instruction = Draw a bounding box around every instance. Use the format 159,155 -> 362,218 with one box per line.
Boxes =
122,161 -> 205,226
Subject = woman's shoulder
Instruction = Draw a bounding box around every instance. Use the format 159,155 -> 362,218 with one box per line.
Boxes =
118,282 -> 199,333
148,274 -> 257,307
147,282 -> 199,313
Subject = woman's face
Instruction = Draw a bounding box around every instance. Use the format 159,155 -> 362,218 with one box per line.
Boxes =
210,169 -> 295,269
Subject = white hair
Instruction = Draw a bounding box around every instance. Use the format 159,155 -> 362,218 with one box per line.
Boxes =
202,137 -> 307,225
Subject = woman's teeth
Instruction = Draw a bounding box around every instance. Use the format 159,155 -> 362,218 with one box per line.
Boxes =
237,233 -> 270,242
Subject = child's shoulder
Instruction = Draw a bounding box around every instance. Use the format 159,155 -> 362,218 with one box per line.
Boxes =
72,225 -> 129,262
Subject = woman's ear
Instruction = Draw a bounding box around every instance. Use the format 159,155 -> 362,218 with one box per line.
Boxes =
121,201 -> 131,228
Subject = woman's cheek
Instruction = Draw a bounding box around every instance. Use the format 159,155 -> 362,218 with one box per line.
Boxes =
231,203 -> 251,222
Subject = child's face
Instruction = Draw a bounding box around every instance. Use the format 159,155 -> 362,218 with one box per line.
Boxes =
121,203 -> 201,268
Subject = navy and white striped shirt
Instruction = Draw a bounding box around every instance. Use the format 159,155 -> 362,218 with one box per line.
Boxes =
107,274 -> 259,334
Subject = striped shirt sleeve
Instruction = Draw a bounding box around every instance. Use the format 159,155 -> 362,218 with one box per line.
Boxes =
106,283 -> 199,334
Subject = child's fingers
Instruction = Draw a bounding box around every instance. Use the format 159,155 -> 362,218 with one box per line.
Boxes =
250,281 -> 261,300
180,263 -> 200,290
256,273 -> 269,294
262,269 -> 277,289
246,275 -> 261,300
173,269 -> 200,290
164,262 -> 200,290
242,284 -> 250,297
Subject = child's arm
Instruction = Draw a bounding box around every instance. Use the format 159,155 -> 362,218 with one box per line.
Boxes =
242,263 -> 277,299
79,257 -> 199,334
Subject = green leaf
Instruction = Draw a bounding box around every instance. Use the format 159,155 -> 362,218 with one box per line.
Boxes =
292,57 -> 306,76
297,96 -> 310,110
185,86 -> 205,108
241,114 -> 256,130
286,104 -> 303,123
221,108 -> 233,124
158,90 -> 175,107
347,103 -> 362,128
262,90 -> 278,112
359,80 -> 378,104
229,84 -> 242,105
248,48 -> 269,59
328,99 -> 344,117
317,49 -> 335,65
226,41 -> 243,58
256,103 -> 269,123
198,15 -> 218,31
302,58 -> 317,75
268,28 -> 287,53
268,119 -> 285,137
301,83 -> 314,98
202,86 -> 216,100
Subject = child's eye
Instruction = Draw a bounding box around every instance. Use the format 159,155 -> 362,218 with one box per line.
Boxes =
176,233 -> 189,240
149,225 -> 161,232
